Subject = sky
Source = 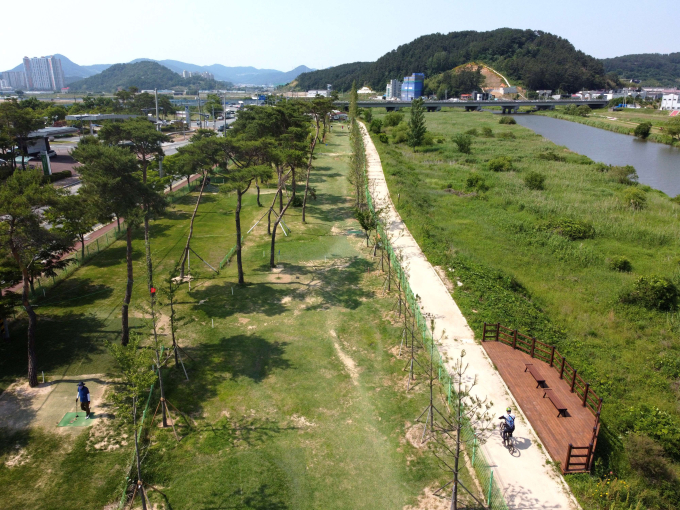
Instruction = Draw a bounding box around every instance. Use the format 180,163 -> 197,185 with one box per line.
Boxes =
2,0 -> 678,72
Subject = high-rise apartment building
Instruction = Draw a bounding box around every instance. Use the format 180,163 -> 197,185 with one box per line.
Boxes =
22,56 -> 65,91
1,71 -> 28,90
386,79 -> 401,99
400,73 -> 424,101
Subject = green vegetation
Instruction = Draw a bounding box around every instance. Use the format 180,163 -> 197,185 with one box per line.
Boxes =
297,28 -> 608,92
498,116 -> 516,125
425,65 -> 486,99
608,256 -> 633,272
367,107 -> 680,509
601,52 -> 680,87
407,98 -> 427,149
634,122 -> 652,139
68,61 -> 232,93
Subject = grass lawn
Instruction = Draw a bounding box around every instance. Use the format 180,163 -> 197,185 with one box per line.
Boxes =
367,107 -> 680,509
0,129 -> 477,509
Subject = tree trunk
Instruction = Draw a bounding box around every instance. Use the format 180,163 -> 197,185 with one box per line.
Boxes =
270,170 -> 295,268
24,271 -> 38,387
122,226 -> 133,346
133,398 -> 148,510
302,120 -> 320,223
179,172 -> 208,278
80,233 -> 86,260
267,209 -> 272,236
255,178 -> 262,207
186,175 -> 190,190
169,291 -> 179,367
236,190 -> 245,284
116,216 -> 121,232
144,215 -> 153,290
29,275 -> 35,296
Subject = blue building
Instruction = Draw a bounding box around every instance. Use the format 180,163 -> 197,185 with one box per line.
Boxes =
400,73 -> 424,101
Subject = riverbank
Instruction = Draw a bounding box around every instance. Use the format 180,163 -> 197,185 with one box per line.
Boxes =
367,107 -> 680,510
534,109 -> 675,145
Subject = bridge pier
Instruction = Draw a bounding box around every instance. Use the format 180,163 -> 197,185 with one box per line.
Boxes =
426,106 -> 441,112
501,106 -> 519,114
385,106 -> 401,112
464,105 -> 481,112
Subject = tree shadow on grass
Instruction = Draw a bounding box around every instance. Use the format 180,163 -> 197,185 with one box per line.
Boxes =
32,279 -> 114,309
201,483 -> 289,510
165,335 -> 292,419
187,282 -> 291,319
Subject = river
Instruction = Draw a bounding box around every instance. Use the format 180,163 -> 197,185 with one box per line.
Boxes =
512,114 -> 680,197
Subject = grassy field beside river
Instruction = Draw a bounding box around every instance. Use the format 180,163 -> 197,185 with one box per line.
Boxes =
367,107 -> 680,509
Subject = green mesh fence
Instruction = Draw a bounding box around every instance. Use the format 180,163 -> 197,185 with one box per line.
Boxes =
365,184 -> 508,510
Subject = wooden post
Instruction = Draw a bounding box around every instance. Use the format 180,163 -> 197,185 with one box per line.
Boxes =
559,357 -> 566,379
566,444 -> 573,471
512,330 -> 517,350
586,442 -> 593,471
495,323 -> 500,342
582,383 -> 589,407
550,346 -> 555,367
530,337 -> 536,358
483,322 -> 487,341
571,369 -> 577,393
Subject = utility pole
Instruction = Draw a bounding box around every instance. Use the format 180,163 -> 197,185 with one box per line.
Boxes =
198,94 -> 202,129
154,88 -> 159,131
223,93 -> 227,135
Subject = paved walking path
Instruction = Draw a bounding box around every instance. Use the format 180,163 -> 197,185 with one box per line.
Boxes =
360,123 -> 580,510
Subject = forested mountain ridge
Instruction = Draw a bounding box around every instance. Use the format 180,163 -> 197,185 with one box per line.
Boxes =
601,53 -> 680,87
296,28 -> 607,93
68,61 -> 231,92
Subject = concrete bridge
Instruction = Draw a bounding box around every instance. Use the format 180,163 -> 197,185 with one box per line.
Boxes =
333,99 -> 607,113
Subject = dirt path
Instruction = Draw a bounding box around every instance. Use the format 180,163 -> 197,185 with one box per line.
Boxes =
360,122 -> 581,510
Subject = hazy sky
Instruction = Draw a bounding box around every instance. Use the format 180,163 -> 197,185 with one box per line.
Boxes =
3,0 -> 678,71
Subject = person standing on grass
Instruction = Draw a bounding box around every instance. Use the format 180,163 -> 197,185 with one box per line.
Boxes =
76,381 -> 91,419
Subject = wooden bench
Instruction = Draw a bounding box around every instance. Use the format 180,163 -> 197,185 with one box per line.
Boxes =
524,363 -> 546,388
543,389 -> 568,417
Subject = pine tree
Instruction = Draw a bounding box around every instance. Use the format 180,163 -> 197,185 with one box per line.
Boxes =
408,98 -> 427,150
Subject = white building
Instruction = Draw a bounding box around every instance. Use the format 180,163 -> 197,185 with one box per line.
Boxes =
22,56 -> 65,91
661,93 -> 679,111
306,90 -> 328,97
357,86 -> 374,94
385,79 -> 401,99
499,86 -> 517,95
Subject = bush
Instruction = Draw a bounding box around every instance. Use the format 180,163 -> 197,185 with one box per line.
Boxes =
623,187 -> 647,210
499,116 -> 516,125
421,132 -> 434,146
634,122 -> 652,139
541,218 -> 595,240
610,165 -> 639,185
43,170 -> 72,184
608,256 -> 633,272
465,128 -> 478,136
621,275 -> 678,311
391,122 -> 409,144
488,156 -> 513,172
524,171 -> 546,190
369,118 -> 383,134
378,133 -> 388,144
481,127 -> 494,137
537,151 -> 565,162
465,174 -> 489,192
625,434 -> 677,482
436,138 -> 444,144
497,131 -> 516,139
363,109 -> 372,123
452,133 -> 472,154
383,111 -> 404,127
622,405 -> 680,458
564,104 -> 591,117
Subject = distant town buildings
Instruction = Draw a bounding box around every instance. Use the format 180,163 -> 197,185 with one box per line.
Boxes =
23,56 -> 65,91
306,90 -> 328,97
182,70 -> 215,80
385,79 -> 401,99
400,73 -> 424,101
661,93 -> 679,111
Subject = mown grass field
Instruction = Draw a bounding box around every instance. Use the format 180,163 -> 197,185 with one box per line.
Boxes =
367,107 -> 680,509
0,130 -> 477,509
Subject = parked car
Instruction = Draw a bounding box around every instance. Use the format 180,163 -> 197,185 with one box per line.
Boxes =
28,150 -> 57,161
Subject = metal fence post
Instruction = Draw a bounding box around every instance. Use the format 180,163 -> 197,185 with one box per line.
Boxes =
471,437 -> 477,466
487,470 -> 494,506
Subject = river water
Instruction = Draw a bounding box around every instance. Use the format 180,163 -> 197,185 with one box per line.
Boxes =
512,114 -> 680,197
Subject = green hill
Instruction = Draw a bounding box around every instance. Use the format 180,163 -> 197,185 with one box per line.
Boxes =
297,28 -> 606,93
67,61 -> 231,92
601,53 -> 680,87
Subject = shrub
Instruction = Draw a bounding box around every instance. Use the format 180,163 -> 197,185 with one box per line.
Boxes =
497,131 -> 516,139
363,108 -> 372,123
369,118 -> 383,134
452,133 -> 472,154
541,219 -> 595,240
488,156 -> 513,172
564,104 -> 591,117
465,128 -> 479,136
499,116 -> 516,125
621,405 -> 680,458
610,165 -> 638,185
481,127 -> 494,137
421,132 -> 434,146
436,138 -> 444,144
43,170 -> 72,184
593,162 -> 609,172
634,122 -> 652,139
625,434 -> 677,482
391,122 -> 409,144
378,133 -> 388,144
623,187 -> 646,210
537,151 -> 565,162
621,275 -> 678,311
383,111 -> 404,127
465,174 -> 489,192
608,256 -> 632,272
524,171 -> 546,190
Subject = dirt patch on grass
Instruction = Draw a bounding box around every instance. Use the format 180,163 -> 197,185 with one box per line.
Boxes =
330,330 -> 359,385
433,266 -> 455,293
404,421 -> 430,449
4,445 -> 31,468
403,486 -> 450,510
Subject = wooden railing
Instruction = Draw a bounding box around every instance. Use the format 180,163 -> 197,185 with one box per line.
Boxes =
482,322 -> 603,473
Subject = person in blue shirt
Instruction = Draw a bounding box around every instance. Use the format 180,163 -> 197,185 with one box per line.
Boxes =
76,382 -> 91,419
499,407 -> 515,440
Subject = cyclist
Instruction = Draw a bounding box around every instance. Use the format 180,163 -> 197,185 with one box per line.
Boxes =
499,407 -> 515,441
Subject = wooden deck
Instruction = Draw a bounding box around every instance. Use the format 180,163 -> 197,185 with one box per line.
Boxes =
483,340 -> 598,472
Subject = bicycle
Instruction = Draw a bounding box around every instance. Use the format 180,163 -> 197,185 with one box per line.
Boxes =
499,421 -> 515,453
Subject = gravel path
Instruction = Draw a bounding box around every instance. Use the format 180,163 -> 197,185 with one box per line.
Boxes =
360,122 -> 581,510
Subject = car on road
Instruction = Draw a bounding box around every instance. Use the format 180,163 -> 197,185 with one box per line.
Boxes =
217,124 -> 230,132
